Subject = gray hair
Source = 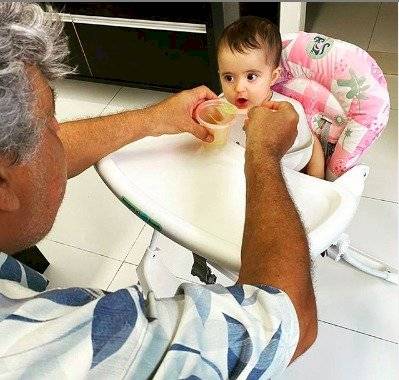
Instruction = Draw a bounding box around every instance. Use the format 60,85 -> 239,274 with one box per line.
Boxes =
0,2 -> 71,163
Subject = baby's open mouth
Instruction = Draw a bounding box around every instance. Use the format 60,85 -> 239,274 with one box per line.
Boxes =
235,98 -> 249,108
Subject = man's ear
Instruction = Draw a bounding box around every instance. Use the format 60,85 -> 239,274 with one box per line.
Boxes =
270,67 -> 281,86
0,164 -> 20,212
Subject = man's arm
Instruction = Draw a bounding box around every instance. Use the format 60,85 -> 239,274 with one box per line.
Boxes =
58,86 -> 216,178
239,101 -> 318,362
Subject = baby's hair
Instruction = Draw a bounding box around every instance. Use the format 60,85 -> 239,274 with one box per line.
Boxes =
217,16 -> 282,69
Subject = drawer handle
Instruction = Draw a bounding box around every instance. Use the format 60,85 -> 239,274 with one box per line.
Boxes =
54,13 -> 207,34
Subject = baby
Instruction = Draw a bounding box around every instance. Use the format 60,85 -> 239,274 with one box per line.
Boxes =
217,16 -> 325,178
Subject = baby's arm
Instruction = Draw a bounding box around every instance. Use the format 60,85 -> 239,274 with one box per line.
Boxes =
306,135 -> 325,179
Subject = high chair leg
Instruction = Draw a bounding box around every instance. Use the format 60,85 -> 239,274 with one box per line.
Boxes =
326,234 -> 398,284
136,229 -> 182,298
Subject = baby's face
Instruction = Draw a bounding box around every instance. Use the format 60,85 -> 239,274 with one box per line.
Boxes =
218,45 -> 279,111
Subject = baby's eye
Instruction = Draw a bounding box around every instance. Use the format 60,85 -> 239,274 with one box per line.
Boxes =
247,73 -> 258,81
223,75 -> 234,82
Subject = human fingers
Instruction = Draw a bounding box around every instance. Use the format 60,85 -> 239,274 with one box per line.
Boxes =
189,121 -> 214,142
188,86 -> 217,110
191,85 -> 218,102
188,86 -> 218,119
260,100 -> 295,112
247,104 -> 273,120
258,101 -> 299,129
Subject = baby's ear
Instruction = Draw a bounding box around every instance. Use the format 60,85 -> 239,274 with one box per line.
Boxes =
270,67 -> 281,86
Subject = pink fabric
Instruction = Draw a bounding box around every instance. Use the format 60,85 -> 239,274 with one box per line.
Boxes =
272,32 -> 390,180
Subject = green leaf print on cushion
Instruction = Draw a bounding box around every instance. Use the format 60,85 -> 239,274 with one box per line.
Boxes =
337,69 -> 370,113
337,69 -> 370,101
341,127 -> 353,150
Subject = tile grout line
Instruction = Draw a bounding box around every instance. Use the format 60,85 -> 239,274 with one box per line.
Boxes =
100,86 -> 124,116
361,195 -> 398,205
106,260 -> 125,291
366,2 -> 382,52
44,237 -> 124,263
123,226 -> 157,266
121,223 -> 147,263
318,319 -> 398,345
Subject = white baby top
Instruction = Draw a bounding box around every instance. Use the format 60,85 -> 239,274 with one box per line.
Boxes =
227,92 -> 314,171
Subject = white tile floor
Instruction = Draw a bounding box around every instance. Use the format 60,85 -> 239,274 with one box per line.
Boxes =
36,5 -> 398,379
306,2 -> 398,75
305,2 -> 382,51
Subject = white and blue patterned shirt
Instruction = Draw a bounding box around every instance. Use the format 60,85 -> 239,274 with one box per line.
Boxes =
0,252 -> 299,379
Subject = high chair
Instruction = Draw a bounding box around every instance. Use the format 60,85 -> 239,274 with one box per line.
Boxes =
96,32 -> 397,298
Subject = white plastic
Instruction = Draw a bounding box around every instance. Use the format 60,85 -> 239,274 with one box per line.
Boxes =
342,250 -> 398,285
326,234 -> 398,285
219,91 -> 314,172
136,230 -> 182,298
96,133 -> 365,273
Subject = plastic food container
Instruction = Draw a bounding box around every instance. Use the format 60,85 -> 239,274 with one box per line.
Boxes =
195,99 -> 239,146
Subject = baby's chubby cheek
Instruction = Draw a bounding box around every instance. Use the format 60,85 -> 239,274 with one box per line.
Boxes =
249,95 -> 266,107
222,89 -> 236,105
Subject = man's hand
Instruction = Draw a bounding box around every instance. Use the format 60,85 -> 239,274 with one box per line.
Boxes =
245,100 -> 299,160
147,86 -> 218,142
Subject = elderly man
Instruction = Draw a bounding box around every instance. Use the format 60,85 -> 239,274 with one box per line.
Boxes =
0,3 -> 317,379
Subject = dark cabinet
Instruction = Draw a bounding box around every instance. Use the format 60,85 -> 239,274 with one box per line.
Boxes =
48,2 -> 279,93
63,22 -> 91,77
74,24 -> 211,91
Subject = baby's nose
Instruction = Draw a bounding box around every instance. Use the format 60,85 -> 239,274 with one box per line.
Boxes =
234,78 -> 246,92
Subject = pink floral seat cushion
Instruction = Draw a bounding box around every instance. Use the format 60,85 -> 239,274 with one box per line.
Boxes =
272,32 -> 390,180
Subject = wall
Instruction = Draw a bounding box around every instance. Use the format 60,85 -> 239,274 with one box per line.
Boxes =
279,2 -> 307,34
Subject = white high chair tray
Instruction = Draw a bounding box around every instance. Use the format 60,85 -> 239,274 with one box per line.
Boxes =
96,133 -> 360,273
